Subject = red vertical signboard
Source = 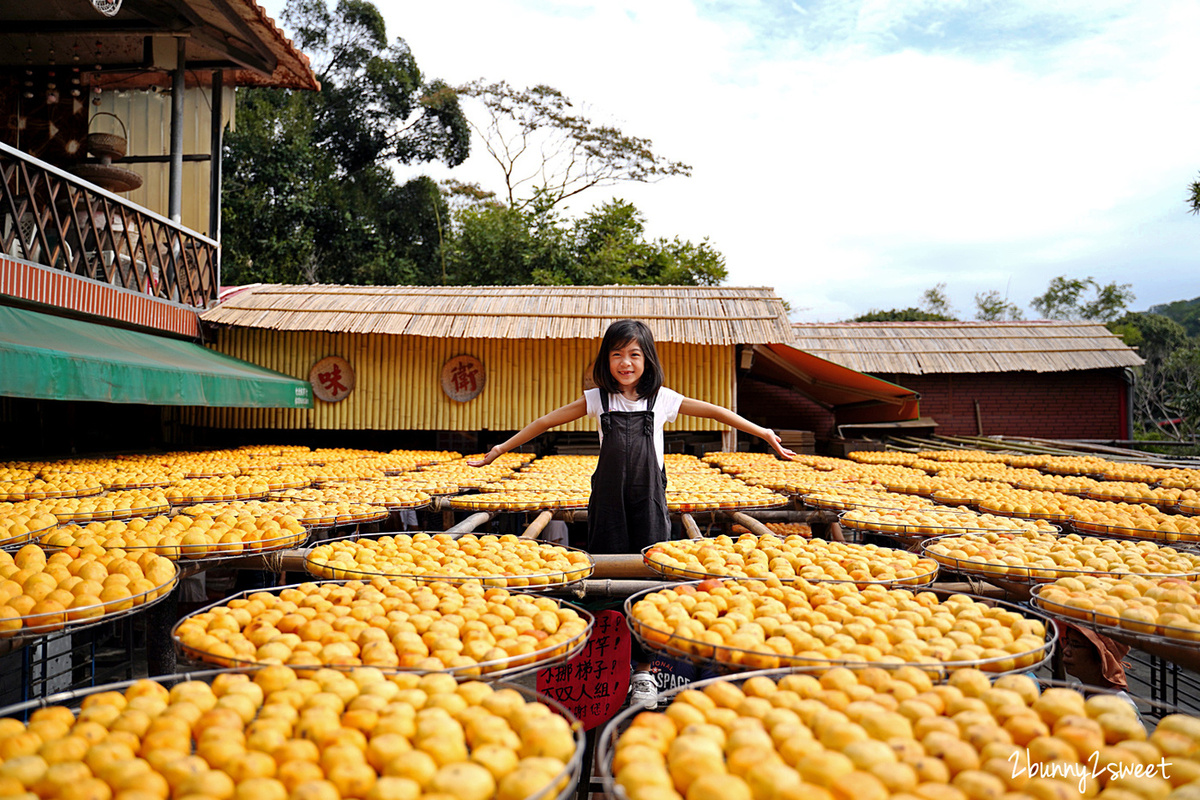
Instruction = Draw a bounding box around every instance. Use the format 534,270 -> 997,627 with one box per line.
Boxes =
536,610 -> 632,731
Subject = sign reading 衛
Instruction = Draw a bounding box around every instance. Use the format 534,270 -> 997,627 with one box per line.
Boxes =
309,355 -> 355,403
441,354 -> 486,402
536,609 -> 632,731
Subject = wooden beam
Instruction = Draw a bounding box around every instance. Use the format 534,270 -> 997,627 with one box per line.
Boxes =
0,23 -> 166,35
205,0 -> 279,69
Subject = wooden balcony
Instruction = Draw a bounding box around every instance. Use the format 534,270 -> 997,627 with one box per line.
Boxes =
0,142 -> 218,310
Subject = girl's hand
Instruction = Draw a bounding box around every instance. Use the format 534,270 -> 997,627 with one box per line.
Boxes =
467,446 -> 503,467
761,428 -> 796,461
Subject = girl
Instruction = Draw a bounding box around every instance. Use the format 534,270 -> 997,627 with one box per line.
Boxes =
468,319 -> 795,554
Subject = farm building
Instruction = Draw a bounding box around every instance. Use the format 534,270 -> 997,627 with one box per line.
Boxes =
185,284 -> 920,451
789,320 -> 1143,440
0,0 -> 320,457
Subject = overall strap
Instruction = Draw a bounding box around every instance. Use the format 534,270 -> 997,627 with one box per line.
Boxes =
642,390 -> 657,437
599,390 -> 611,434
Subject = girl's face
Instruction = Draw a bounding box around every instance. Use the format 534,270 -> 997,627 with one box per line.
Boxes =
608,339 -> 645,394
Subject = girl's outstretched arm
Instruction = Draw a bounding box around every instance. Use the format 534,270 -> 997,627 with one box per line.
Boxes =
467,398 -> 588,467
678,398 -> 797,460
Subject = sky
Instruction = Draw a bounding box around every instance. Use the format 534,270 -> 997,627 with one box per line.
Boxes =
262,0 -> 1200,321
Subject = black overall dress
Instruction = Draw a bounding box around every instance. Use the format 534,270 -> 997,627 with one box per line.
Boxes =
586,390 -> 672,554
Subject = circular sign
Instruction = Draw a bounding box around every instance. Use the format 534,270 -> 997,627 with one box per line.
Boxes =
309,355 -> 355,403
441,355 -> 486,403
90,0 -> 124,16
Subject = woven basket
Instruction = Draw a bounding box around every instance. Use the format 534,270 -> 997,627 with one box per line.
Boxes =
86,112 -> 128,161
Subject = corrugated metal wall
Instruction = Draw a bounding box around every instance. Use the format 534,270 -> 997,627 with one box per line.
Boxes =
182,331 -> 733,432
94,85 -> 234,237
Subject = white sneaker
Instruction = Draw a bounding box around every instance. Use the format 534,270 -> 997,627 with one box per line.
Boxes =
629,671 -> 658,710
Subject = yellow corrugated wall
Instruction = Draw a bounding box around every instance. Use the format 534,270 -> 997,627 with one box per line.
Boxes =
183,331 -> 733,432
94,84 -> 234,237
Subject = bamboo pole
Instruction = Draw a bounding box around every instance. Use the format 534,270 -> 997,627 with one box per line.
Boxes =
521,510 -> 554,540
447,512 -> 493,533
726,511 -> 773,538
680,513 -> 703,540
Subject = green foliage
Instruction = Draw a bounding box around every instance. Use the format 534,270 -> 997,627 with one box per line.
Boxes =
222,1 -> 714,290
920,283 -> 955,318
974,290 -> 1024,321
852,308 -> 956,322
447,203 -> 570,286
1108,312 -> 1187,360
1109,312 -> 1198,441
445,199 -> 726,287
222,0 -> 468,285
1030,276 -> 1134,322
1149,296 -> 1200,338
457,80 -> 691,210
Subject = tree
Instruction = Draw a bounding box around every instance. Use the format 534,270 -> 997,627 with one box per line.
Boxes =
974,290 -> 1024,321
456,81 -> 691,211
920,283 -> 955,318
446,202 -> 570,286
1149,296 -> 1200,338
1030,276 -> 1134,322
445,199 -> 727,287
853,308 -> 956,322
1109,312 -> 1192,438
222,0 -> 469,285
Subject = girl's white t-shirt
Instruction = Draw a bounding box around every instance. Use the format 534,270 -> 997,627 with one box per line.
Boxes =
584,387 -> 684,469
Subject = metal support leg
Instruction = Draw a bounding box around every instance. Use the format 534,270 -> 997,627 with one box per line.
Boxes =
146,584 -> 179,676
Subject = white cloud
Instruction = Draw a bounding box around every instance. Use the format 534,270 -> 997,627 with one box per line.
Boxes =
262,0 -> 1200,319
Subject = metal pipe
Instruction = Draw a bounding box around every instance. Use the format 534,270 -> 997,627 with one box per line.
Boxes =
169,37 -> 186,223
222,548 -> 655,579
208,69 -> 223,273
573,579 -> 673,598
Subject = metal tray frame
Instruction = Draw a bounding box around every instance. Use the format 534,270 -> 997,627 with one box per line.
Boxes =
595,670 -> 1188,800
639,539 -> 939,588
623,579 -> 1058,677
302,531 -> 597,591
172,579 -> 595,681
0,667 -> 586,800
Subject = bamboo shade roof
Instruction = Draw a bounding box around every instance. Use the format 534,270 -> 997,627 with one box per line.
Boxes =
791,321 -> 1143,375
203,285 -> 796,346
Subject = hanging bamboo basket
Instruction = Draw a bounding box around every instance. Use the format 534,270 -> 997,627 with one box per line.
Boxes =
86,112 -> 128,162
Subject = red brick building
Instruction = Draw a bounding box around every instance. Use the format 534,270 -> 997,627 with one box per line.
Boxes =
777,321 -> 1143,440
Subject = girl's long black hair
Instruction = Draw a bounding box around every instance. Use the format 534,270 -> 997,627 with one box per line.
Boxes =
592,319 -> 664,399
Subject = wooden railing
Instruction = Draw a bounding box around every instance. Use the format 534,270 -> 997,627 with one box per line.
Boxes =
0,142 -> 218,309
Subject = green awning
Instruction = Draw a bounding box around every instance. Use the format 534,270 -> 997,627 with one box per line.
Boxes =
0,304 -> 313,408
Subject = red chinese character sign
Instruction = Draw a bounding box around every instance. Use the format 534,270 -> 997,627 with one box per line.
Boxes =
309,356 -> 355,403
441,355 -> 486,403
536,610 -> 632,731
